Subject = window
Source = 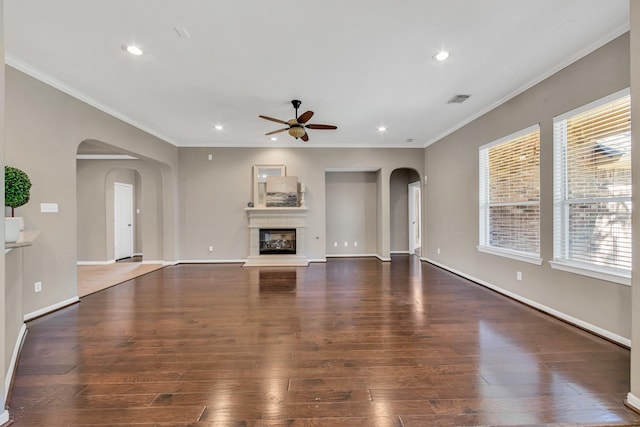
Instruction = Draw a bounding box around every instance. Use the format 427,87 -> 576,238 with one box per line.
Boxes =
479,125 -> 541,264
552,89 -> 631,284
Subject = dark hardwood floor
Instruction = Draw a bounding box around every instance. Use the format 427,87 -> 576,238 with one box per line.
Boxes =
8,256 -> 640,426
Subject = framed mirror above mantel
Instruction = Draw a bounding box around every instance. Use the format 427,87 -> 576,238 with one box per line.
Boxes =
253,164 -> 286,208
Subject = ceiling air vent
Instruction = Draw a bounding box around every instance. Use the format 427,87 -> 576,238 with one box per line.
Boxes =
447,94 -> 471,104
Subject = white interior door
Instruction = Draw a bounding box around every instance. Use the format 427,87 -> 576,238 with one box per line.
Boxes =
114,182 -> 134,260
408,181 -> 421,255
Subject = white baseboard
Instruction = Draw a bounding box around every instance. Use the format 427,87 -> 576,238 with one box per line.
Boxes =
422,257 -> 631,347
133,252 -> 143,257
24,296 -> 80,322
0,410 -> 9,424
77,260 -> 115,265
309,258 -> 327,263
390,250 -> 410,254
326,253 -> 378,258
376,254 -> 392,262
176,259 -> 246,264
5,324 -> 27,401
626,392 -> 640,412
138,260 -> 164,265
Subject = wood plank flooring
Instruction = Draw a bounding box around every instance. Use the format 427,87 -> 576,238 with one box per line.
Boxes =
8,256 -> 640,426
77,260 -> 164,297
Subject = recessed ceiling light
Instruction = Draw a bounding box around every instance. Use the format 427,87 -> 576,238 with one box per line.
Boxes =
433,50 -> 450,61
270,137 -> 278,141
124,45 -> 143,56
214,124 -> 223,130
378,126 -> 387,132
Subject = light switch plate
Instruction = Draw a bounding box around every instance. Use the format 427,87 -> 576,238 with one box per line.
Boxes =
40,203 -> 59,213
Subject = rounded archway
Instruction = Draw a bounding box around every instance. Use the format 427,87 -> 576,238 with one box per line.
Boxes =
76,138 -> 170,261
390,168 -> 421,256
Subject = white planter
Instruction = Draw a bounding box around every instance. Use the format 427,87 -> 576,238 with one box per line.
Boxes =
4,217 -> 20,243
15,216 -> 24,231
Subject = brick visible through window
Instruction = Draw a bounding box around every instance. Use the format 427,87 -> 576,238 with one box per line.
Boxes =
554,90 -> 631,273
480,125 -> 540,256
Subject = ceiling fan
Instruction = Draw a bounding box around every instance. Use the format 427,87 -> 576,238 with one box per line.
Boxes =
259,100 -> 337,142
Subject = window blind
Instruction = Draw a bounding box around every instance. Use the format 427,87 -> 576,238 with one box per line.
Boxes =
479,125 -> 540,255
553,90 -> 631,272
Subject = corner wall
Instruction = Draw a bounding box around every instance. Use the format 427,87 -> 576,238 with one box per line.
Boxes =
0,0 -> 9,421
424,33 -> 631,341
629,0 -> 640,408
5,67 -> 179,319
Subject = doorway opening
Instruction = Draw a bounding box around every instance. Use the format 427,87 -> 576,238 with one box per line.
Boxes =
390,168 -> 421,257
114,182 -> 134,261
408,181 -> 421,255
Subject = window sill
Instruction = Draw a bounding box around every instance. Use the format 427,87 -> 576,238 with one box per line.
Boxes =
549,260 -> 630,286
477,246 -> 543,265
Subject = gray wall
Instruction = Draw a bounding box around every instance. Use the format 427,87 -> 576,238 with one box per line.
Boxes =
326,171 -> 378,255
424,33 -> 631,340
178,147 -> 424,261
5,67 -> 179,318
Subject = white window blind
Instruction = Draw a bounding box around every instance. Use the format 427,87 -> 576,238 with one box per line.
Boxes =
479,125 -> 540,259
553,89 -> 631,277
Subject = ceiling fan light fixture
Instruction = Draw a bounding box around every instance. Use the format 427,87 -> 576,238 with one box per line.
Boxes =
288,126 -> 306,139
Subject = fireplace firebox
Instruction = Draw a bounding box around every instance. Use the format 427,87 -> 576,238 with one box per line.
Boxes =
259,229 -> 296,255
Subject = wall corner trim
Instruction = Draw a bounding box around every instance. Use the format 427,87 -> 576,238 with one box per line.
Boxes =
0,410 -> 9,424
5,324 -> 27,401
422,257 -> 631,347
626,393 -> 640,413
24,297 -> 80,322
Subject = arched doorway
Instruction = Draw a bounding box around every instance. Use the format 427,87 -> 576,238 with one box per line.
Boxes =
390,168 -> 421,256
76,140 -> 166,296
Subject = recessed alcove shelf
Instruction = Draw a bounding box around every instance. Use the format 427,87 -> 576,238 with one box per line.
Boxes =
244,207 -> 308,267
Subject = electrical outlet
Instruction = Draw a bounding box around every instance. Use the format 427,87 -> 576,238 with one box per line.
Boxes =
208,154 -> 213,160
333,242 -> 338,247
35,282 -> 42,293
344,242 -> 348,247
437,248 -> 441,254
354,242 -> 358,247
517,271 -> 522,281
208,246 -> 213,252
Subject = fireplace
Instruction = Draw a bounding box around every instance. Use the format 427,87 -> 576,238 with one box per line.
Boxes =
260,229 -> 296,255
244,206 -> 308,267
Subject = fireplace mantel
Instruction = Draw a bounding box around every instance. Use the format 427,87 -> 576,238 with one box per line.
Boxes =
244,207 -> 308,267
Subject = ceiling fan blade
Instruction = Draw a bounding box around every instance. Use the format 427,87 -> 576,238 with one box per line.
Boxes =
297,110 -> 314,124
301,132 -> 309,142
305,124 -> 338,130
265,128 -> 289,136
259,115 -> 288,125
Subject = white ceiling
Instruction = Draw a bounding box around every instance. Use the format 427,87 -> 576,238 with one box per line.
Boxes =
5,1 -> 630,149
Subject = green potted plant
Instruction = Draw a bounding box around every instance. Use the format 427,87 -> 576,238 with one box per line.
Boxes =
5,166 -> 32,242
